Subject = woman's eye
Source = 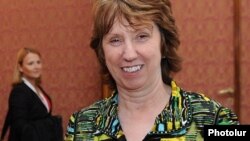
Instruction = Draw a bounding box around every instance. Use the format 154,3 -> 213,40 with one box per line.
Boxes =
110,38 -> 122,46
136,33 -> 149,41
110,38 -> 119,43
28,62 -> 34,65
37,60 -> 41,64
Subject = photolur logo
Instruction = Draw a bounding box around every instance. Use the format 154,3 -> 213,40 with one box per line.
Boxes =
208,129 -> 247,136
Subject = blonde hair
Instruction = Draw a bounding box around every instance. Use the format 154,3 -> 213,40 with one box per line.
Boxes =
12,47 -> 42,86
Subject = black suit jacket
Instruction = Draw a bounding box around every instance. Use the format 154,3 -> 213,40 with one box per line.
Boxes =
5,82 -> 62,141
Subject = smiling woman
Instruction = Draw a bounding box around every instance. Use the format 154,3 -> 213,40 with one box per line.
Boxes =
102,21 -> 162,91
64,0 -> 239,141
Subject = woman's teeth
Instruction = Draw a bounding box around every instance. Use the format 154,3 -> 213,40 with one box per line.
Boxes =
122,65 -> 142,73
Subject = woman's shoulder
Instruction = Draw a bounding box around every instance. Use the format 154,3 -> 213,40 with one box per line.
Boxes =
10,82 -> 34,97
11,82 -> 27,91
185,91 -> 216,102
71,98 -> 108,122
182,90 -> 239,125
184,90 -> 222,112
66,99 -> 108,136
74,93 -> 118,119
10,82 -> 29,95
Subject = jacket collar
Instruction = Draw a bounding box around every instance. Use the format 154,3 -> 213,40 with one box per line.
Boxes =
22,77 -> 38,94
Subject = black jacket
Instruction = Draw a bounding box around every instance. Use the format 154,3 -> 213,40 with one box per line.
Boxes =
2,82 -> 62,141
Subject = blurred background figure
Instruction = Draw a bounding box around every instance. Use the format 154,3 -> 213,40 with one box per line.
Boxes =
1,47 -> 62,141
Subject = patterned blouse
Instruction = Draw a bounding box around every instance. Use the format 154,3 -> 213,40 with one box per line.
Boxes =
64,81 -> 239,141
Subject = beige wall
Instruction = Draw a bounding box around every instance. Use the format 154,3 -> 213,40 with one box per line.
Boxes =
0,0 -> 102,135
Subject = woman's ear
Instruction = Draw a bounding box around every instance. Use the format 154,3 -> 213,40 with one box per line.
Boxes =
18,64 -> 23,72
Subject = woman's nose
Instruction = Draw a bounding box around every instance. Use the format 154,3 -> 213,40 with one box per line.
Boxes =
122,42 -> 138,61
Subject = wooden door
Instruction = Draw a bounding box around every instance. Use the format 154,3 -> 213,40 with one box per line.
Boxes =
172,0 -> 236,113
240,0 -> 250,124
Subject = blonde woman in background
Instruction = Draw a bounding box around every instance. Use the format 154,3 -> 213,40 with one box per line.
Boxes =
1,47 -> 62,141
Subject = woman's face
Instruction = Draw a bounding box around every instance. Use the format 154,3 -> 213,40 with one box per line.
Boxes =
19,52 -> 42,82
102,19 -> 162,90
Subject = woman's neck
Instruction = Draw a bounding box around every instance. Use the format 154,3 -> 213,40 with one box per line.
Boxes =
22,77 -> 40,94
117,81 -> 172,141
22,77 -> 36,86
117,81 -> 171,115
